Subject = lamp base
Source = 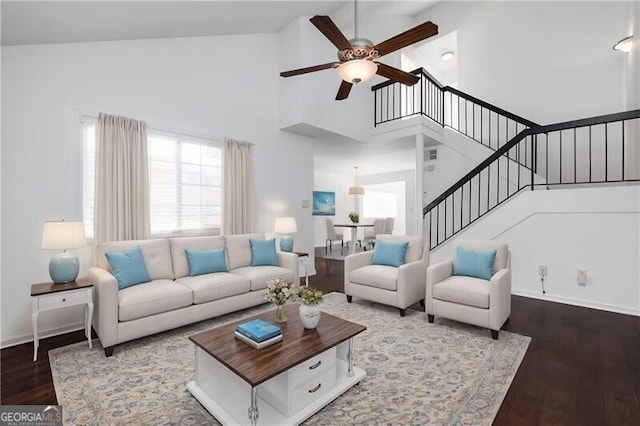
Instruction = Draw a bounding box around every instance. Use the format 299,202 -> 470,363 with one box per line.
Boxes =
49,252 -> 80,284
280,236 -> 294,252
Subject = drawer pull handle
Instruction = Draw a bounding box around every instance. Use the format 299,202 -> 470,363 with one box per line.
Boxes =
308,383 -> 321,393
309,360 -> 322,370
62,298 -> 66,302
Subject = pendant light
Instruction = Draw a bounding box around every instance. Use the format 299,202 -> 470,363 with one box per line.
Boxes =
349,166 -> 365,196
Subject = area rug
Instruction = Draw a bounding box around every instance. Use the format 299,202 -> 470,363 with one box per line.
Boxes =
50,292 -> 530,425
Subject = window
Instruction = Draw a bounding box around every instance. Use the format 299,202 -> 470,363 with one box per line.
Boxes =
81,120 -> 222,239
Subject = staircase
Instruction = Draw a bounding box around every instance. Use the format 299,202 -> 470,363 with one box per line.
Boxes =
372,68 -> 640,250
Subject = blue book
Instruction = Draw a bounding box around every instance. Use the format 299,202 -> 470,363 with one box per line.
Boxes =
236,319 -> 281,343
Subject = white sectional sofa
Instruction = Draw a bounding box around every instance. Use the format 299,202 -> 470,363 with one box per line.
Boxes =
88,233 -> 298,356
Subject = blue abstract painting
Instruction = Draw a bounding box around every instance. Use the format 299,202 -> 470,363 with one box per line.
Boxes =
312,191 -> 336,216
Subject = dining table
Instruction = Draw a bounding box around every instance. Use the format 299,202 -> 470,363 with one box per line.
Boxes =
333,223 -> 374,255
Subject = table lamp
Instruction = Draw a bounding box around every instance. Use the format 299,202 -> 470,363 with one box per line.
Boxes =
41,220 -> 87,284
274,217 -> 297,252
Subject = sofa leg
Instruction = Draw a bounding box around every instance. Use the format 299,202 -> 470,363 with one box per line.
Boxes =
346,295 -> 352,303
427,314 -> 434,323
104,346 -> 114,357
399,308 -> 406,317
419,299 -> 425,307
491,330 -> 499,340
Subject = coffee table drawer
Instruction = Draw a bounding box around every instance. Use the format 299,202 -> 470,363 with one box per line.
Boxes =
291,366 -> 337,414
290,346 -> 336,389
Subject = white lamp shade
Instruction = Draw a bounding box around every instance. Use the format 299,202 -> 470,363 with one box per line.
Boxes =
337,59 -> 378,84
274,217 -> 297,234
41,221 -> 87,250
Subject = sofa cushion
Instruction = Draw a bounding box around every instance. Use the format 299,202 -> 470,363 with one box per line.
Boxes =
225,233 -> 264,271
118,279 -> 193,322
185,248 -> 229,276
176,273 -> 250,304
371,240 -> 409,267
231,266 -> 293,291
433,276 -> 490,309
170,236 -> 226,279
453,246 -> 497,281
376,235 -> 424,263
98,239 -> 174,280
349,265 -> 399,291
250,238 -> 279,266
105,246 -> 151,290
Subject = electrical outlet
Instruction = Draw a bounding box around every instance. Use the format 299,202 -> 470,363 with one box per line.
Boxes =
577,269 -> 587,285
538,265 -> 548,277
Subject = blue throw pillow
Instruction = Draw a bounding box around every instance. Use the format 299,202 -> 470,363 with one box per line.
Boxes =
185,248 -> 228,276
250,238 -> 279,266
105,246 -> 151,290
453,246 -> 497,280
371,240 -> 409,267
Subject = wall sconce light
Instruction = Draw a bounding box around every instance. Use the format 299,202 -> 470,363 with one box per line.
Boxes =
613,35 -> 633,52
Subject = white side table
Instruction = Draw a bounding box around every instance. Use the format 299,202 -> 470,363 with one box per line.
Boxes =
31,278 -> 94,362
294,252 -> 315,287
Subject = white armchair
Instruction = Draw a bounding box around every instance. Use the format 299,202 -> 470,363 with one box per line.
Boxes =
426,240 -> 511,339
344,235 -> 429,317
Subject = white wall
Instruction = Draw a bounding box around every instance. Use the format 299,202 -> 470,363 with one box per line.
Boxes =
430,186 -> 640,315
416,1 -> 628,124
1,34 -> 315,346
312,170 -> 355,247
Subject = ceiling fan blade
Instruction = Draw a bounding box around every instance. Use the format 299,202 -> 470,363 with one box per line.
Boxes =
375,63 -> 420,86
280,62 -> 338,77
310,15 -> 352,50
374,21 -> 439,57
335,80 -> 353,101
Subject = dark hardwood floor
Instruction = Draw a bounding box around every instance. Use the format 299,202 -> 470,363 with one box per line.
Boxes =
3,254 -> 640,425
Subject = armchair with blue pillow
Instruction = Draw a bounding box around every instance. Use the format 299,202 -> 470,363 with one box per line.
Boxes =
425,240 -> 511,339
344,235 -> 429,317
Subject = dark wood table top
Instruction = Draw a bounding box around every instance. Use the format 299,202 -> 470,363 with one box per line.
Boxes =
31,277 -> 92,296
333,223 -> 374,228
189,303 -> 366,386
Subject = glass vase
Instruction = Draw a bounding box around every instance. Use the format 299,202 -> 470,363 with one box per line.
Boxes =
275,304 -> 287,323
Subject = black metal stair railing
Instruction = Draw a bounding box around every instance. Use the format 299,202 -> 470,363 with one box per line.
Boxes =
372,68 -> 538,155
423,109 -> 640,250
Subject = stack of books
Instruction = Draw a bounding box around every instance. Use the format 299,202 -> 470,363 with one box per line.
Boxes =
235,319 -> 282,349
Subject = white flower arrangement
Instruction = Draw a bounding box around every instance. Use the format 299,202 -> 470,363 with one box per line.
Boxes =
264,277 -> 294,306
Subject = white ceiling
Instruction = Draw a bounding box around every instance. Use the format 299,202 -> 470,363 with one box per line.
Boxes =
0,1 -> 350,46
1,0 -> 438,46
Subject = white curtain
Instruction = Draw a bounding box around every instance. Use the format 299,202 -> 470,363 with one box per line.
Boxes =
94,113 -> 150,244
222,137 -> 254,235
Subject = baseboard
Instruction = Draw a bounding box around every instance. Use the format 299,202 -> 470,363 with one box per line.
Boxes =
512,289 -> 640,316
1,321 -> 86,349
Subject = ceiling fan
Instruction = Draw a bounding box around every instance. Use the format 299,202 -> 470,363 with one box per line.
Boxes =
279,2 -> 438,101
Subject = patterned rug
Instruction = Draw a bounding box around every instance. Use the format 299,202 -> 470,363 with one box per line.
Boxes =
50,292 -> 530,425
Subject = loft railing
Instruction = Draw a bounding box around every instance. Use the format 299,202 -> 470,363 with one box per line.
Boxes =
423,109 -> 640,249
373,68 -> 444,126
372,68 -> 538,153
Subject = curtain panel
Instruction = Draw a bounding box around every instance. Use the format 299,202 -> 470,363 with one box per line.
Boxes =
222,138 -> 254,235
94,113 -> 150,244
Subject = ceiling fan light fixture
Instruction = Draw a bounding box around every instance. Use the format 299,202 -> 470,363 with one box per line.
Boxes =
441,51 -> 455,61
613,35 -> 633,52
337,59 -> 378,84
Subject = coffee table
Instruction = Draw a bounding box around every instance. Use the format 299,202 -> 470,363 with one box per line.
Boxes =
187,303 -> 367,425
